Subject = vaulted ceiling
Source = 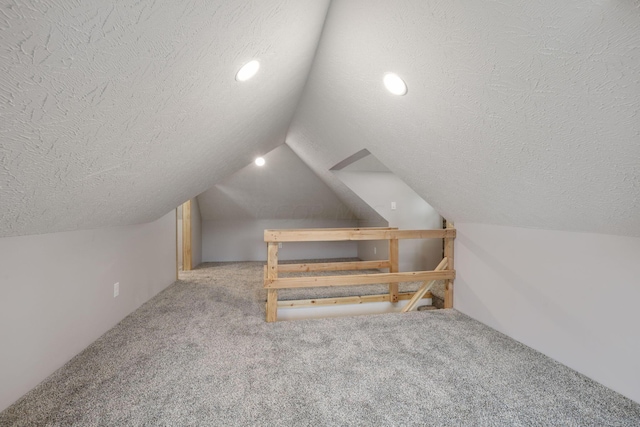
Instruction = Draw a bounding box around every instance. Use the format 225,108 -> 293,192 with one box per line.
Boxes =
0,0 -> 331,236
198,143 -> 371,222
1,0 -> 639,238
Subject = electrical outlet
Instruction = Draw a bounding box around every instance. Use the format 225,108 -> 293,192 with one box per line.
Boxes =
278,242 -> 282,249
374,247 -> 377,255
113,282 -> 120,298
391,201 -> 397,210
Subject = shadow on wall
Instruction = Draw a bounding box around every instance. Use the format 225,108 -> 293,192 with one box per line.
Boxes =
455,229 -> 590,342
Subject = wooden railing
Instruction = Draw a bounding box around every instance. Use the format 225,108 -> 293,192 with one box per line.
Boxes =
263,224 -> 456,322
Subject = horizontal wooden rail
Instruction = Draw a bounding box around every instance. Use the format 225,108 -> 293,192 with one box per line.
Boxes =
277,292 -> 433,308
264,228 -> 455,242
263,226 -> 456,322
264,270 -> 455,289
276,260 -> 391,273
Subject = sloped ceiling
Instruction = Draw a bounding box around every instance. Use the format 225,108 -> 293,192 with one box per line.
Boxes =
2,0 -> 639,238
0,0 -> 330,237
288,0 -> 640,237
338,152 -> 390,173
197,144 -> 357,221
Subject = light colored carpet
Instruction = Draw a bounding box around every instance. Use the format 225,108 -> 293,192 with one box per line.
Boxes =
2,261 -> 639,426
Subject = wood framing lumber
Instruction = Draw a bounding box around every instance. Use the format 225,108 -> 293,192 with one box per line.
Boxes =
266,290 -> 278,322
264,228 -> 455,242
182,200 -> 192,271
389,238 -> 399,302
175,208 -> 179,280
276,260 -> 391,273
264,270 -> 455,289
277,292 -> 433,308
266,242 -> 279,322
444,221 -> 455,309
402,258 -> 448,312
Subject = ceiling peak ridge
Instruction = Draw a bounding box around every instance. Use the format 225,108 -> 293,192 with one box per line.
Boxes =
283,0 -> 334,138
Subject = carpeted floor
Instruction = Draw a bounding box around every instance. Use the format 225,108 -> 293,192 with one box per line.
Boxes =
2,261 -> 640,426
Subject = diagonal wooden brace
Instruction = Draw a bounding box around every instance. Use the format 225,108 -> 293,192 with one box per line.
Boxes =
402,257 -> 449,313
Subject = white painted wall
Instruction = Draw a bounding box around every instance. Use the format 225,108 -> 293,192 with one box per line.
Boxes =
454,223 -> 640,404
356,218 -> 390,263
0,211 -> 176,412
334,171 -> 442,271
202,219 -> 359,262
190,198 -> 203,268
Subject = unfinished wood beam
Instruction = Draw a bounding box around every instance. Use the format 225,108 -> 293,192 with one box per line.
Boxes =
264,270 -> 455,289
266,242 -> 279,322
444,221 -> 455,309
276,260 -> 391,273
264,228 -> 454,243
389,238 -> 399,302
277,292 -> 433,308
402,257 -> 448,313
175,208 -> 179,280
182,200 -> 192,271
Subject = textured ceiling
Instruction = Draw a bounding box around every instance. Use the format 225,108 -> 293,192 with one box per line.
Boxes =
197,144 -> 357,221
2,0 -> 639,238
0,0 -> 330,237
288,0 -> 640,236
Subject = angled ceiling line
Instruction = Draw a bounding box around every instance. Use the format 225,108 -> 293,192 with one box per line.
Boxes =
282,0 -> 335,138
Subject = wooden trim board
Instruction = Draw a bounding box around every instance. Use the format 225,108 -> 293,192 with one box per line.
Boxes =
175,208 -> 179,280
277,292 -> 433,308
264,228 -> 455,242
276,260 -> 391,273
444,221 -> 455,309
389,238 -> 399,302
264,270 -> 455,289
182,200 -> 192,271
266,242 -> 279,322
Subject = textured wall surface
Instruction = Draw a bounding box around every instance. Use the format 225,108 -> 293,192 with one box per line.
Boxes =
455,223 -> 640,403
0,0 -> 330,237
289,0 -> 640,236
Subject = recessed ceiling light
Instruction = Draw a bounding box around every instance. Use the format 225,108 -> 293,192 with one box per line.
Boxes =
255,157 -> 265,166
383,73 -> 407,95
236,60 -> 260,81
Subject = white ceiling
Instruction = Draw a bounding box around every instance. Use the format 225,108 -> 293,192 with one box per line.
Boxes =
288,0 -> 640,236
2,0 -> 639,237
0,0 -> 330,237
197,144 -> 357,221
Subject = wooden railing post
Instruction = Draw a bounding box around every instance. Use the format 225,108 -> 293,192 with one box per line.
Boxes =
444,221 -> 455,308
266,242 -> 279,322
182,200 -> 192,271
262,227 -> 457,322
389,238 -> 399,302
